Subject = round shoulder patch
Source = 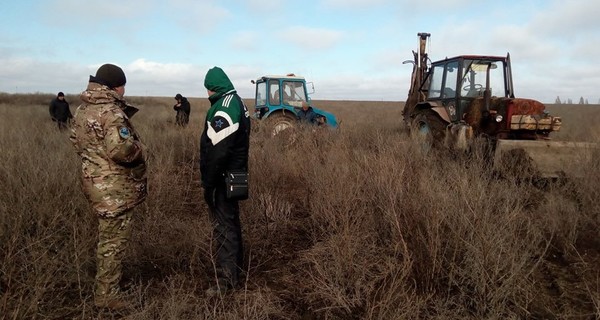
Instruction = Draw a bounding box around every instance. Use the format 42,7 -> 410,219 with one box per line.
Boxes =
119,127 -> 131,139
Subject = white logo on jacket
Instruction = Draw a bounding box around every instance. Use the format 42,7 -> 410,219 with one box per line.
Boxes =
207,110 -> 239,145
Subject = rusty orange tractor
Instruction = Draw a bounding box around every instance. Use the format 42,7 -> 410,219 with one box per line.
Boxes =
402,32 -> 596,178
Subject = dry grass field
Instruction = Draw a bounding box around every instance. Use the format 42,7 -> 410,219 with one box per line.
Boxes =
1,93 -> 599,319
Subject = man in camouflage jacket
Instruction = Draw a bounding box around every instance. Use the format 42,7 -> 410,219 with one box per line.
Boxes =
200,66 -> 250,296
70,63 -> 147,310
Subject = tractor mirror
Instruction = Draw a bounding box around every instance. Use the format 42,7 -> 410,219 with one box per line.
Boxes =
307,82 -> 315,94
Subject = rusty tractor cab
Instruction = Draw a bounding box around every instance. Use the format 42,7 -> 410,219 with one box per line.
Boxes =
403,32 -> 596,178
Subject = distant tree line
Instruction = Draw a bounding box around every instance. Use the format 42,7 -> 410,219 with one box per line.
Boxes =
554,96 -> 598,104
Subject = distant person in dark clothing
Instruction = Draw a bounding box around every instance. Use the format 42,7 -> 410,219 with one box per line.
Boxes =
297,101 -> 318,124
49,92 -> 73,130
174,93 -> 191,126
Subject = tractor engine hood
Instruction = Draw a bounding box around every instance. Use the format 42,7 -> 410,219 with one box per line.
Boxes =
506,98 -> 546,117
466,97 -> 560,137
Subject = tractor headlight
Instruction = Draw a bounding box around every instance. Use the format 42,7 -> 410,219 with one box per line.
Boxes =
495,115 -> 503,122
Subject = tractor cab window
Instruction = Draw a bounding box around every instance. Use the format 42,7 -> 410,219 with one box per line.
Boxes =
269,80 -> 280,105
427,65 -> 444,99
443,61 -> 459,98
282,81 -> 307,106
461,60 -> 506,98
256,81 -> 267,107
487,62 -> 506,97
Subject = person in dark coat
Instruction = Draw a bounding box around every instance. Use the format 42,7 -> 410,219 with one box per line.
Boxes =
297,101 -> 318,124
174,93 -> 191,126
200,66 -> 250,296
49,92 -> 73,130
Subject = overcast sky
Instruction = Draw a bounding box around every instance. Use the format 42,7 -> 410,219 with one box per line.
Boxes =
1,0 -> 599,103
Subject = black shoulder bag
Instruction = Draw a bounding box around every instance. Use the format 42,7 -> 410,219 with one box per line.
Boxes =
225,170 -> 249,200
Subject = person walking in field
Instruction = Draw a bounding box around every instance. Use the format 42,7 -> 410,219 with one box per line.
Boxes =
173,93 -> 191,126
200,66 -> 250,296
70,63 -> 147,310
49,91 -> 72,130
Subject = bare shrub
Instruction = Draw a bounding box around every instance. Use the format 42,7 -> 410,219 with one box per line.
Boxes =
1,97 -> 599,319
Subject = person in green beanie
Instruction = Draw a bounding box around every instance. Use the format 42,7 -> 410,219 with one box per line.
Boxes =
200,66 -> 250,296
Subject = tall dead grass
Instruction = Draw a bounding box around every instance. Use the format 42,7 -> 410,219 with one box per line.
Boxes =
0,95 -> 599,319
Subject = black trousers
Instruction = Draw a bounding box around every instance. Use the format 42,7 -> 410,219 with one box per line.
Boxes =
57,120 -> 69,131
204,183 -> 244,288
176,113 -> 189,126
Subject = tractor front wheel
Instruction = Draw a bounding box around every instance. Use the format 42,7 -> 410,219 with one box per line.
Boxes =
411,110 -> 447,152
267,113 -> 297,137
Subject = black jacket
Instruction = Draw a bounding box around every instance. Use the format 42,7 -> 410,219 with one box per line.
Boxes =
174,97 -> 191,115
297,107 -> 318,123
49,97 -> 73,122
200,68 -> 250,189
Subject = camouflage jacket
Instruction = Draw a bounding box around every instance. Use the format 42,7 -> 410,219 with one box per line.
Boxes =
70,82 -> 147,217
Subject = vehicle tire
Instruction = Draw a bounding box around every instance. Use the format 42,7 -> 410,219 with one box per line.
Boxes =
411,109 -> 447,152
267,112 -> 297,137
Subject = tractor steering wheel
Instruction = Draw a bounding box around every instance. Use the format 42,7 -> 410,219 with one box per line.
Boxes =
463,83 -> 483,91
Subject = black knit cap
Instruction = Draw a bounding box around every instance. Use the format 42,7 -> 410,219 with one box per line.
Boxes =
175,93 -> 183,100
57,92 -> 64,97
92,63 -> 126,88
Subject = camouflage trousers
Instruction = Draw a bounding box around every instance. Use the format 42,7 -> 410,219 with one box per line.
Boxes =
95,210 -> 133,301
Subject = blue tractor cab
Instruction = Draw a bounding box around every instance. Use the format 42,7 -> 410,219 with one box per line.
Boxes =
252,74 -> 338,135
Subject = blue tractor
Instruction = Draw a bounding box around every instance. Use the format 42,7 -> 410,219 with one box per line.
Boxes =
251,74 -> 338,135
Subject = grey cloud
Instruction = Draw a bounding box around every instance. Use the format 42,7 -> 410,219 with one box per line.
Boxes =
308,73 -> 409,101
2,52 -> 598,103
242,0 -> 283,10
3,0 -> 599,103
168,0 -> 231,35
529,0 -> 600,37
277,26 -> 344,50
39,0 -> 228,36
122,61 -> 260,98
0,57 -> 89,94
39,0 -> 153,25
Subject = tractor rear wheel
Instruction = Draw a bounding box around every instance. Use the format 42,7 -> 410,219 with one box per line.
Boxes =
411,110 -> 447,152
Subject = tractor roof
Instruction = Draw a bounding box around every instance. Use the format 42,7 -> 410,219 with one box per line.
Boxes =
256,74 -> 306,82
435,55 -> 508,63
